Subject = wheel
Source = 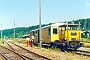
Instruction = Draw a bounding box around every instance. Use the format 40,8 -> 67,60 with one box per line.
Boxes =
61,48 -> 65,52
73,47 -> 77,50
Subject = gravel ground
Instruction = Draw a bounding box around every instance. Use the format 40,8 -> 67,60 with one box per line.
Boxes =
1,40 -> 89,60
17,43 -> 90,60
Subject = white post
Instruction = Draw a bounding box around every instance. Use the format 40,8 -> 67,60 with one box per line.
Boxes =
14,20 -> 15,42
1,24 -> 2,40
79,22 -> 80,30
66,22 -> 68,30
39,0 -> 42,48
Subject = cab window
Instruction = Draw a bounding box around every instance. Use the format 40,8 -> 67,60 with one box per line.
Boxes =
32,31 -> 35,36
53,28 -> 57,34
48,28 -> 50,36
35,31 -> 37,36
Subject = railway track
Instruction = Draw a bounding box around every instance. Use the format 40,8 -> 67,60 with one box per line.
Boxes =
83,46 -> 90,48
3,41 -> 32,60
66,49 -> 90,57
0,52 -> 9,60
76,50 -> 90,56
0,45 -> 25,60
4,40 -> 51,60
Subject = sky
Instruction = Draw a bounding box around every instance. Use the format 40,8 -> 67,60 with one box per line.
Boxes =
0,0 -> 90,30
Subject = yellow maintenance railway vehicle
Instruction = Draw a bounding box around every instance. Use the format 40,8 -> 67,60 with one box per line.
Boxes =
30,22 -> 82,50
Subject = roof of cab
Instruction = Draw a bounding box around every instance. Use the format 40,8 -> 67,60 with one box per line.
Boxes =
30,23 -> 80,32
30,23 -> 66,32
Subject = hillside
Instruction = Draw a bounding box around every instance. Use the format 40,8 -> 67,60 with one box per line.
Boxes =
0,18 -> 90,38
0,23 -> 52,38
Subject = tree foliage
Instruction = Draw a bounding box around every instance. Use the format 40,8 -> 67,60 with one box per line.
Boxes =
0,18 -> 90,38
0,24 -> 49,38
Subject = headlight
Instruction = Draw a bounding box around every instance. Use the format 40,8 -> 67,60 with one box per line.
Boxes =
64,38 -> 66,41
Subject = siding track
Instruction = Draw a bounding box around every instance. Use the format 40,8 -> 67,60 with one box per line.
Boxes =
4,40 -> 51,60
66,49 -> 90,57
0,45 -> 25,60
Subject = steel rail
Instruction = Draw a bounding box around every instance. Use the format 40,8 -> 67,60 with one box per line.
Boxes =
8,41 -> 51,60
0,52 -> 9,60
66,49 -> 90,57
4,40 -> 35,60
0,45 -> 25,60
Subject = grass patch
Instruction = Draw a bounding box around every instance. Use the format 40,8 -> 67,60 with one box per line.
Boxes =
66,58 -> 73,60
82,38 -> 90,47
83,38 -> 90,42
83,43 -> 90,47
0,39 -> 4,44
41,48 -> 45,52
48,46 -> 61,52
8,38 -> 26,44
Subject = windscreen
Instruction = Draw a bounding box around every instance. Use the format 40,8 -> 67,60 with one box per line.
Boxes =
68,25 -> 79,30
59,24 -> 80,30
